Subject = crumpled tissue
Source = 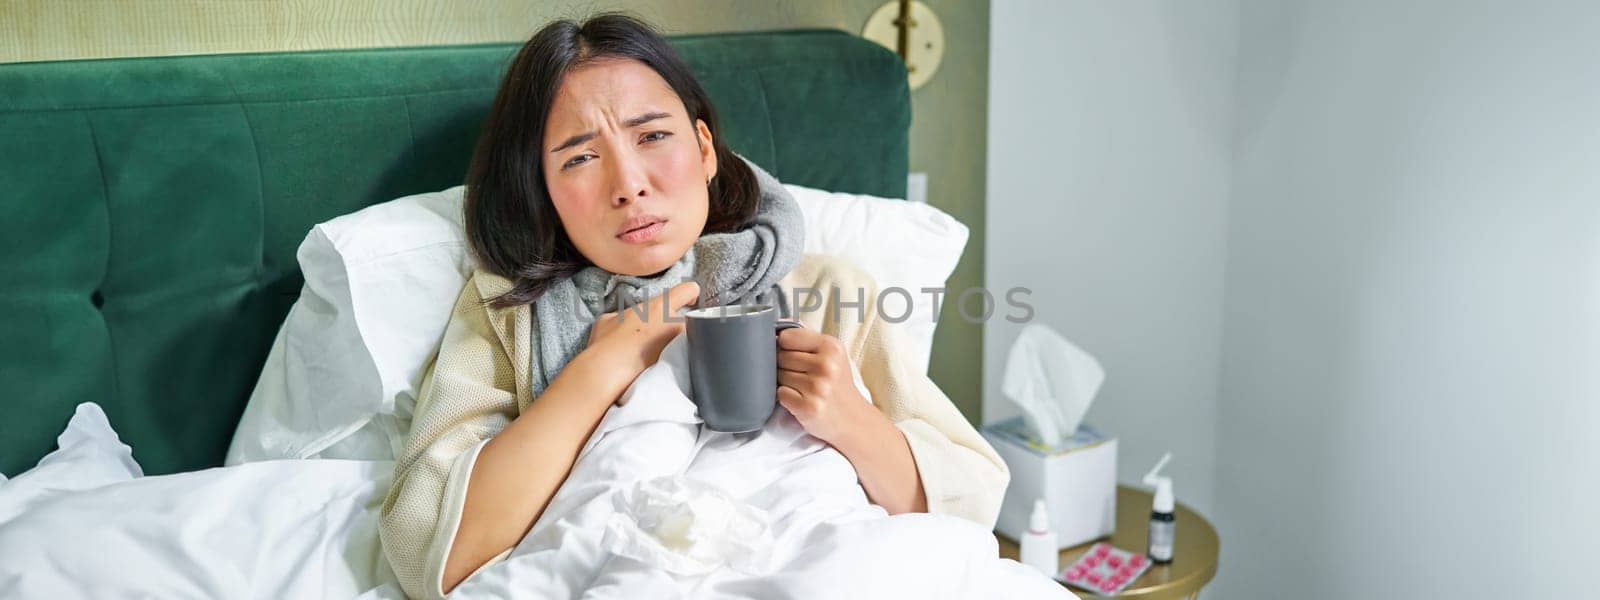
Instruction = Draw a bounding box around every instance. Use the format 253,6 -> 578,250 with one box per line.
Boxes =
602,475 -> 775,575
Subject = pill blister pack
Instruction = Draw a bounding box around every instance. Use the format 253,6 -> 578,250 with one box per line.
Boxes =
1056,542 -> 1152,596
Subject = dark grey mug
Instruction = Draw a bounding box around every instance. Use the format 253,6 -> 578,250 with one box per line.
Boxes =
684,304 -> 803,433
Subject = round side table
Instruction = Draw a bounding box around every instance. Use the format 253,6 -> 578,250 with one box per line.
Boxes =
997,485 -> 1219,599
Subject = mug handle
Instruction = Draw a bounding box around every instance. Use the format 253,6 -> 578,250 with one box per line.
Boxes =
774,320 -> 804,334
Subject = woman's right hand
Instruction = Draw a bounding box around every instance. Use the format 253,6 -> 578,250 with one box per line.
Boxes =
582,281 -> 701,377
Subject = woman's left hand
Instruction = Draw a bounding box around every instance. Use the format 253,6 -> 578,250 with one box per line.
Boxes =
776,325 -> 879,445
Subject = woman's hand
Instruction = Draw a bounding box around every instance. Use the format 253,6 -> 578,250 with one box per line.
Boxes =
583,281 -> 700,378
775,326 -> 880,445
776,325 -> 928,515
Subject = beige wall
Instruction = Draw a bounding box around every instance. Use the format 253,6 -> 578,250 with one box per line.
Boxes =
1,0 -> 990,422
1,1 -> 883,62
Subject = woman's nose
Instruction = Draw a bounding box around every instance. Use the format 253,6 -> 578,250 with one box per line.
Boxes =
607,152 -> 649,207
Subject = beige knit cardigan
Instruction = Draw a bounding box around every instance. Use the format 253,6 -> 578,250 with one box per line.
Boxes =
378,252 -> 1008,599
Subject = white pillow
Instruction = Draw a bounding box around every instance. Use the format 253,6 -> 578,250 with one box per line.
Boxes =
227,183 -> 968,464
226,187 -> 472,464
783,184 -> 968,374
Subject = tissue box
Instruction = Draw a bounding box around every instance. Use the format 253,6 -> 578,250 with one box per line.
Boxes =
983,417 -> 1116,550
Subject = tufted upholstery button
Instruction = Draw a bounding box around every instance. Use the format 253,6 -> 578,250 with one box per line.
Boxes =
91,290 -> 105,308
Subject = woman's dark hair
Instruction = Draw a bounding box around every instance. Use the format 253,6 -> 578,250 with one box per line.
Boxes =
464,13 -> 760,309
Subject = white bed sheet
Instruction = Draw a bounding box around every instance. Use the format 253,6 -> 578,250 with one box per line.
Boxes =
0,404 -> 398,598
0,352 -> 1074,599
431,335 -> 1073,599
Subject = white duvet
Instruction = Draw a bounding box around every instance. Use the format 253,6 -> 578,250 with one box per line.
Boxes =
0,336 -> 1072,599
0,404 -> 395,598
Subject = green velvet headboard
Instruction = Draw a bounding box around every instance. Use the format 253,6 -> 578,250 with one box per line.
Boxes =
0,29 -> 910,477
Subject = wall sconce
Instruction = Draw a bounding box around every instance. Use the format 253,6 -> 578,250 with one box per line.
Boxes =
862,0 -> 945,90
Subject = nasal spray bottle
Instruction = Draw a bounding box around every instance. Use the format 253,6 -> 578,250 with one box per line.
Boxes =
1142,452 -> 1176,564
1019,498 -> 1059,576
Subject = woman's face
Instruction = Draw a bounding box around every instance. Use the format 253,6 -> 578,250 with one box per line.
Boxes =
542,57 -> 717,276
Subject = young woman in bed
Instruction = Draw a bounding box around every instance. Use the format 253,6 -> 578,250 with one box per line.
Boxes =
378,14 -> 1008,599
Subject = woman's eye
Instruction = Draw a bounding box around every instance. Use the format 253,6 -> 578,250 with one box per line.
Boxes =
562,154 -> 592,169
641,131 -> 671,143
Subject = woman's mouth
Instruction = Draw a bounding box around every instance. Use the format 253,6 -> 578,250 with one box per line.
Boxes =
616,217 -> 666,244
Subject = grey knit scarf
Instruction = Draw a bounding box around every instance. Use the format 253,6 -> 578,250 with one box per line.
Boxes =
528,156 -> 804,397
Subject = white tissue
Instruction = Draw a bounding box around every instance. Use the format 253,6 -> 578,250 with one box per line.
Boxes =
1000,323 -> 1105,448
602,475 -> 775,575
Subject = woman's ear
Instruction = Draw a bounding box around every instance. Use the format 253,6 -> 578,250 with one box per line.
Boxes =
695,118 -> 717,182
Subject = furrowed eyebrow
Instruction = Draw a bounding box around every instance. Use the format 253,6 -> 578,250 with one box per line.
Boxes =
549,132 -> 595,154
548,111 -> 674,154
623,111 -> 672,128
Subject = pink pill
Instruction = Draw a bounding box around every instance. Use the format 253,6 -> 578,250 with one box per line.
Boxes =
1084,556 -> 1101,567
1130,554 -> 1147,567
1087,573 -> 1103,585
1095,545 -> 1112,557
1063,569 -> 1083,581
1107,555 -> 1123,568
1118,565 -> 1136,578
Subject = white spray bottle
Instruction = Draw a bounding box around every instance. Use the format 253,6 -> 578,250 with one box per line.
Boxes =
1018,498 -> 1059,576
1142,452 -> 1176,564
